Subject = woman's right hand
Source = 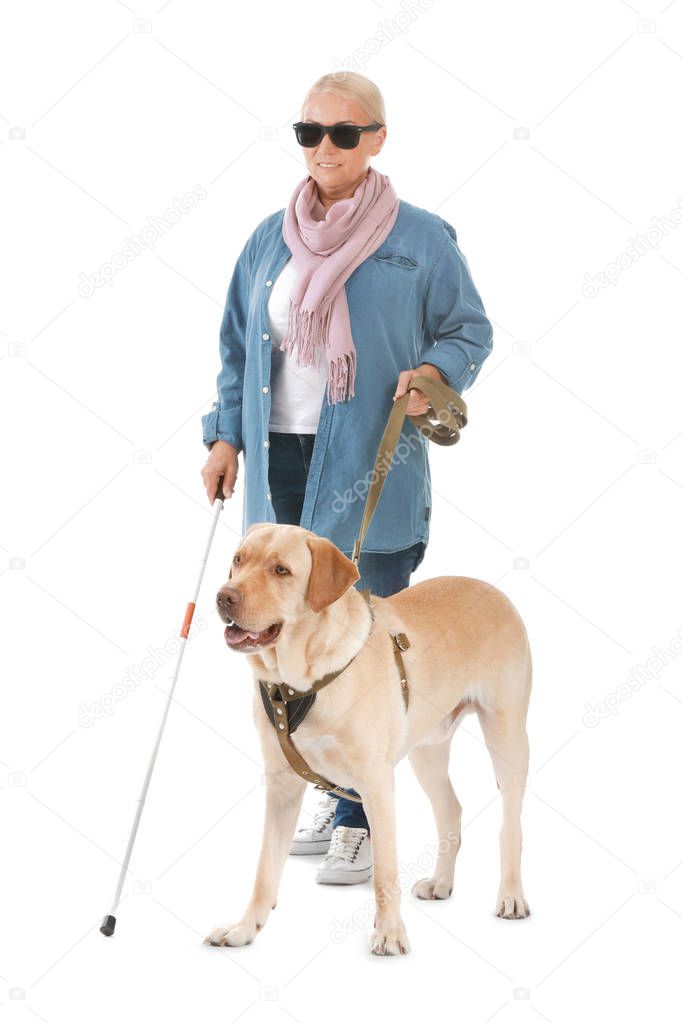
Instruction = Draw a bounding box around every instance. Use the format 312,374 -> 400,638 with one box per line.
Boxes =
201,440 -> 239,504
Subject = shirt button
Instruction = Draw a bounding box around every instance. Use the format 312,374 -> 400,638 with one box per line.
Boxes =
262,385 -> 269,394
266,492 -> 272,500
265,279 -> 273,287
262,332 -> 270,341
469,362 -> 476,371
264,439 -> 270,448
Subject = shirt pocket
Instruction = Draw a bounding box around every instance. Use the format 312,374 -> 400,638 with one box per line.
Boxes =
372,252 -> 419,269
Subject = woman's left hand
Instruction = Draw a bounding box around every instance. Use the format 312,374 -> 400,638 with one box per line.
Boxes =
393,363 -> 446,415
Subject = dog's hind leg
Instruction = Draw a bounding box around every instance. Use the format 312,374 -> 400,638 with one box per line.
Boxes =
477,706 -> 530,919
408,738 -> 461,900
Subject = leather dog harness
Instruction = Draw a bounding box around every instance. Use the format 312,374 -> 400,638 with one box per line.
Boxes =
258,375 -> 468,803
259,588 -> 411,802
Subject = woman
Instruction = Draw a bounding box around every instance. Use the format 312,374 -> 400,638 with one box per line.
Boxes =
200,72 -> 493,886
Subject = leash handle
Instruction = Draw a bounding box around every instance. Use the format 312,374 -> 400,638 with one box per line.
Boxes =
405,374 -> 468,446
351,374 -> 467,566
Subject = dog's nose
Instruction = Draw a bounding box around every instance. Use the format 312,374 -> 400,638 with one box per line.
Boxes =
216,586 -> 242,616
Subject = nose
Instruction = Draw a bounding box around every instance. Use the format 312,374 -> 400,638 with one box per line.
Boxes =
216,586 -> 242,618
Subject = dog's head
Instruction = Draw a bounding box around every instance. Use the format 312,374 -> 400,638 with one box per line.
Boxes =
216,523 -> 360,653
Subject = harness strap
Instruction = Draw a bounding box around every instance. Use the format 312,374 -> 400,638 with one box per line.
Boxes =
263,687 -> 364,802
259,589 -> 410,802
392,630 -> 410,711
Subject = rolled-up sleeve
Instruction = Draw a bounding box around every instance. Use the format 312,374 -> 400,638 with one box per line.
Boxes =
201,235 -> 254,452
420,217 -> 493,394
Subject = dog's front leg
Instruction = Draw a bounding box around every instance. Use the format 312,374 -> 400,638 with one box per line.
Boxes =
361,770 -> 410,956
204,765 -> 305,948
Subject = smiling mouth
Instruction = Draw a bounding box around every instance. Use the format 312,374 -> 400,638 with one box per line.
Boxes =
224,620 -> 283,650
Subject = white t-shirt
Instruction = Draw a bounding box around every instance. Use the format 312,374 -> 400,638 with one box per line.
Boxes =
268,257 -> 328,433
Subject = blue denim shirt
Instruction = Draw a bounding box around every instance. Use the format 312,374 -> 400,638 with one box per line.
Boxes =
201,198 -> 493,556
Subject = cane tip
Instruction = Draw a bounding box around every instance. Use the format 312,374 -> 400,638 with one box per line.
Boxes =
100,914 -> 117,937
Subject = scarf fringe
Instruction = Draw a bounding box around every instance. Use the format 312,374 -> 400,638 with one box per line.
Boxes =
328,349 -> 356,403
281,297 -> 356,402
282,298 -> 334,367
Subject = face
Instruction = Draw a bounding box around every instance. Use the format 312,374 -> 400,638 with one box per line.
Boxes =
299,91 -> 387,204
215,524 -> 360,654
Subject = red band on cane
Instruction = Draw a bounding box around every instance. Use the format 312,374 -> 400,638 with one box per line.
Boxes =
180,602 -> 196,638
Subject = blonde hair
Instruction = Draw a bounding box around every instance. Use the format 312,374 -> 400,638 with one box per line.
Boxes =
301,72 -> 386,126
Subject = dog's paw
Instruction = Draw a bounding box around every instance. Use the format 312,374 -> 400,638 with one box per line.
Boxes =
412,876 -> 453,901
203,921 -> 258,947
370,920 -> 411,956
495,892 -> 530,919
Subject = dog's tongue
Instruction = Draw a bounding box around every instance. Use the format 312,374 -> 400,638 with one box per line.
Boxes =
230,626 -> 262,643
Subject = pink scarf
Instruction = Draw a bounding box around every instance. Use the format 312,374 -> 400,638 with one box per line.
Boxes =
281,166 -> 400,403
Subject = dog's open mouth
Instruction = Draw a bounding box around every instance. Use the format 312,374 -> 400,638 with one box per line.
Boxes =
224,620 -> 283,650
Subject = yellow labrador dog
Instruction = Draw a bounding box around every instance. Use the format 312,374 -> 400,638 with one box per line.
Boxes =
204,522 -> 531,956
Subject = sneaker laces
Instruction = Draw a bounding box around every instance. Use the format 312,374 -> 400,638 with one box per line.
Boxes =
327,826 -> 367,862
298,793 -> 338,835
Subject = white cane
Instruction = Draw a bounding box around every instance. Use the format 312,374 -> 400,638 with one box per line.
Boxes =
100,478 -> 226,937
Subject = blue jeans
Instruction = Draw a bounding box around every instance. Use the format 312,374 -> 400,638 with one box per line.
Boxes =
267,430 -> 425,835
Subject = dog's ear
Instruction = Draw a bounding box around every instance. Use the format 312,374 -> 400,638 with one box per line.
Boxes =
305,536 -> 360,613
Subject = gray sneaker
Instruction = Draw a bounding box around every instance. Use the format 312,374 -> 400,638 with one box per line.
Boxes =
289,793 -> 339,855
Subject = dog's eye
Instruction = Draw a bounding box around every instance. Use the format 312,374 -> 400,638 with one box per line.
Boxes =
233,554 -> 241,566
274,564 -> 290,575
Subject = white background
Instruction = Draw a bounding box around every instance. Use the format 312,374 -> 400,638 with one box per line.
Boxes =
2,0 -> 682,1019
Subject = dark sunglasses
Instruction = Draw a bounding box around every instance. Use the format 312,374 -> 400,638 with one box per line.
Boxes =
292,121 -> 383,150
